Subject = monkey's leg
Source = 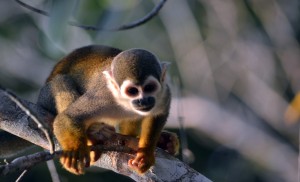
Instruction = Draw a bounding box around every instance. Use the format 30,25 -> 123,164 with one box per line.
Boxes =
128,115 -> 166,174
118,120 -> 141,137
53,114 -> 90,175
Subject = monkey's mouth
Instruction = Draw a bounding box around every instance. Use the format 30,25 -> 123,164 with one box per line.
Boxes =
135,105 -> 154,112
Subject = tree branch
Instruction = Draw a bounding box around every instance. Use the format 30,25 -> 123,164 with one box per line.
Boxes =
0,89 -> 211,181
0,86 -> 55,154
15,0 -> 168,31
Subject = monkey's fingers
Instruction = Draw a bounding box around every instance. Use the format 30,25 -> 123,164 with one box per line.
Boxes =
60,151 -> 72,169
72,150 -> 88,175
128,151 -> 154,174
62,161 -> 84,175
74,150 -> 90,170
59,150 -> 89,175
128,158 -> 149,174
128,159 -> 141,172
60,152 -> 67,165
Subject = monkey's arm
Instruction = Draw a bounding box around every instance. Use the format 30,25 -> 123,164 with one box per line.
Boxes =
53,112 -> 90,175
128,114 -> 167,173
52,88 -> 119,174
39,74 -> 93,175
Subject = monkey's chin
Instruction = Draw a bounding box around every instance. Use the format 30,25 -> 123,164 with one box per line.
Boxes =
134,108 -> 152,116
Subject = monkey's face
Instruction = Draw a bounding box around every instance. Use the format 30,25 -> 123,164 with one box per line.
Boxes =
102,49 -> 170,116
120,76 -> 162,115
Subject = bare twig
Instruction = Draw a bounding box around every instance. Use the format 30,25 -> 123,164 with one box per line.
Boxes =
46,160 -> 60,182
70,0 -> 168,31
174,77 -> 195,164
15,0 -> 49,16
0,151 -> 58,176
15,0 -> 168,31
15,170 -> 27,182
0,87 -> 55,154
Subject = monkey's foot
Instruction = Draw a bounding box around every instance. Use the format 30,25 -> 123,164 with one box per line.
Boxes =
128,149 -> 155,174
157,131 -> 180,155
60,148 -> 90,175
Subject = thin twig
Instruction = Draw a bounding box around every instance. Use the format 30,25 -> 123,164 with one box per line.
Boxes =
15,0 -> 49,16
174,77 -> 194,164
46,160 -> 60,182
15,170 -> 27,182
70,0 -> 168,31
0,86 -> 55,154
15,0 -> 168,31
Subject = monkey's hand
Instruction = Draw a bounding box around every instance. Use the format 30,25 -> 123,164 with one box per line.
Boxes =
157,131 -> 180,156
60,143 -> 90,175
128,148 -> 155,174
54,114 -> 91,175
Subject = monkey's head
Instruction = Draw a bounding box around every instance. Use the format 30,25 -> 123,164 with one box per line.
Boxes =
103,49 -> 169,115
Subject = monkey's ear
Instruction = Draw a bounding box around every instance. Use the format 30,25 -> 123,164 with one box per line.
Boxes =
103,70 -> 113,80
160,62 -> 170,83
103,70 -> 119,91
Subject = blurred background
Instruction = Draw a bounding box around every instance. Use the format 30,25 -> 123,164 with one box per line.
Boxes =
0,0 -> 299,181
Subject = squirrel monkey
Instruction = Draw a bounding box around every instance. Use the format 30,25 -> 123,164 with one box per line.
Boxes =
37,45 -> 175,175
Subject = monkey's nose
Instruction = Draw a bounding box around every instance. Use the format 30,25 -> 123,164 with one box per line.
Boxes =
138,97 -> 154,106
136,97 -> 155,106
133,97 -> 155,111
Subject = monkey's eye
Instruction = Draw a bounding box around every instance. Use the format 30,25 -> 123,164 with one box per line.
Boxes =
126,87 -> 139,97
143,83 -> 157,93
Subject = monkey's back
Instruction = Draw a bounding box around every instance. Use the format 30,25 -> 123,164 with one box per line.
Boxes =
47,45 -> 122,86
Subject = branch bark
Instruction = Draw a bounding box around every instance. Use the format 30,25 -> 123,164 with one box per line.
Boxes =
0,89 -> 211,182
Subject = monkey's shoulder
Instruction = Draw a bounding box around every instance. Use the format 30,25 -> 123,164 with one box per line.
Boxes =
47,45 -> 122,82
